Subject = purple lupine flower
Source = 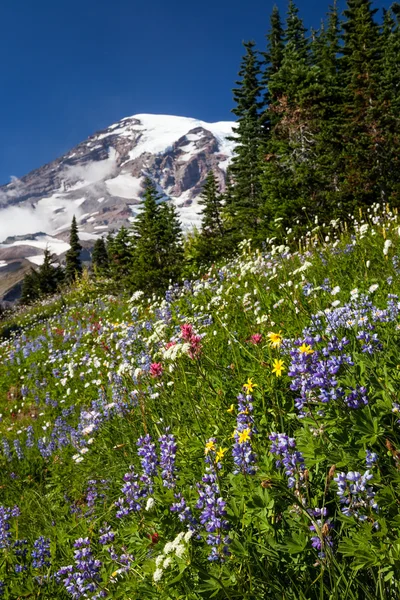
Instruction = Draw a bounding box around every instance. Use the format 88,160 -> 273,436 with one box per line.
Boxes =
13,439 -> 24,460
287,335 -> 353,416
0,505 -> 19,549
366,450 -> 378,468
25,426 -> 35,448
57,537 -> 103,599
99,525 -> 115,546
232,393 -> 257,475
334,470 -> 378,521
115,466 -> 147,518
308,507 -> 333,558
195,440 -> 230,562
269,433 -> 305,490
170,493 -> 197,530
159,429 -> 177,489
344,386 -> 368,409
13,539 -> 28,572
31,536 -> 51,569
2,439 -> 12,462
137,434 -> 158,490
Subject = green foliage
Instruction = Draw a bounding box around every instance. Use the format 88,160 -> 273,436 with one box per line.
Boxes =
130,179 -> 183,292
92,237 -> 110,276
65,215 -> 83,283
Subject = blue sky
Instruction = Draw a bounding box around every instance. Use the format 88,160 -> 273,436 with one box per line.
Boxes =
0,0 -> 389,184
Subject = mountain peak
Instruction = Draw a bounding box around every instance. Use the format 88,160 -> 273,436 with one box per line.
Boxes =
0,113 -> 236,279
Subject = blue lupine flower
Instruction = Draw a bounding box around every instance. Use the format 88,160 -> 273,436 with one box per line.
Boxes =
159,429 -> 177,489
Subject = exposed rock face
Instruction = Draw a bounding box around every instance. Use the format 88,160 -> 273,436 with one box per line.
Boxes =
0,113 -> 235,300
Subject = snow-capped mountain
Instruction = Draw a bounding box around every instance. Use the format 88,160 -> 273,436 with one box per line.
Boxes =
0,114 -> 236,288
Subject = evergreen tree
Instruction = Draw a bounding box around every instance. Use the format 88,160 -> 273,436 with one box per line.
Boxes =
158,201 -> 184,286
377,3 -> 400,204
92,238 -> 110,276
260,1 -> 317,234
20,269 -> 40,304
65,216 -> 82,283
261,5 -> 285,125
131,180 -> 166,292
195,171 -> 226,263
341,0 -> 382,208
108,227 -> 132,279
38,247 -> 64,295
229,41 -> 263,240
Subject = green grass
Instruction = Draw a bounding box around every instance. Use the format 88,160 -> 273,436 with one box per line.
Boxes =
1,206 -> 400,598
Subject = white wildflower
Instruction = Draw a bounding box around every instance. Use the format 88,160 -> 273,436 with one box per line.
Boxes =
153,568 -> 163,582
175,544 -> 186,558
145,498 -> 155,511
383,239 -> 392,256
331,286 -> 340,296
369,284 -> 379,293
184,530 -> 194,543
163,557 -> 173,569
163,542 -> 174,554
155,555 -> 164,568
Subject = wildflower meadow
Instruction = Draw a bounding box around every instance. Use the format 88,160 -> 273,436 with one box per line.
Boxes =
1,206 -> 400,598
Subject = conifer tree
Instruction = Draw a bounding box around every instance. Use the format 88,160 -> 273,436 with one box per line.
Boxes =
196,171 -> 226,263
92,238 -> 110,276
38,247 -> 64,295
378,4 -> 400,203
158,201 -> 184,286
65,216 -> 82,283
229,41 -> 263,239
131,180 -> 165,292
260,1 -> 316,233
341,0 -> 382,209
108,227 -> 132,279
261,5 -> 285,124
21,269 -> 40,304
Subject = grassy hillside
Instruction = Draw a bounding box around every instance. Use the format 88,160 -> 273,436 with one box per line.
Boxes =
1,205 -> 400,598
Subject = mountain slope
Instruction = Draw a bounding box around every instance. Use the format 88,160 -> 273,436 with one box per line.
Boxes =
0,114 -> 235,273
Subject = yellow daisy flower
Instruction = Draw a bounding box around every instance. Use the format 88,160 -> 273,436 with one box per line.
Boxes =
238,428 -> 251,444
267,331 -> 283,348
205,440 -> 216,455
272,358 -> 285,377
298,343 -> 314,355
243,378 -> 257,393
215,447 -> 228,463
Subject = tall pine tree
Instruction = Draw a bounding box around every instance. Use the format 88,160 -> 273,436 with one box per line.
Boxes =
92,238 -> 110,276
341,0 -> 382,209
229,41 -> 263,240
65,216 -> 82,283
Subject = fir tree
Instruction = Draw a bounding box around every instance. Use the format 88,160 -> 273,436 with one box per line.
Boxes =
38,247 -> 63,295
341,0 -> 382,208
229,41 -> 263,239
158,201 -> 184,286
131,180 -> 165,292
65,216 -> 82,283
20,269 -> 40,304
92,238 -> 110,276
108,227 -> 132,279
195,171 -> 226,263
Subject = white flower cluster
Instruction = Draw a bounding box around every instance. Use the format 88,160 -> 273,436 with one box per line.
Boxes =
152,531 -> 193,583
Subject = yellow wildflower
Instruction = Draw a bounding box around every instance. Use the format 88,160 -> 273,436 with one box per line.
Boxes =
298,343 -> 314,355
243,378 -> 257,393
205,440 -> 216,455
227,404 -> 235,414
216,447 -> 228,463
267,331 -> 283,348
272,358 -> 285,377
238,428 -> 251,444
